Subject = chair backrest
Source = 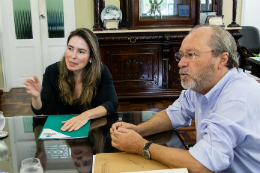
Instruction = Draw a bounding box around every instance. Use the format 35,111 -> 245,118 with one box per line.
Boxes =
238,26 -> 260,54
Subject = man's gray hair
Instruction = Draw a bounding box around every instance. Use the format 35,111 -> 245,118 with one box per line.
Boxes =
190,25 -> 239,69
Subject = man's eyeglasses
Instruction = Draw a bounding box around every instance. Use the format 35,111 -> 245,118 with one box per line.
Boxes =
174,50 -> 214,62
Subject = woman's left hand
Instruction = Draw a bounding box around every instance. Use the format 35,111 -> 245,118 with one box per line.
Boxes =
61,113 -> 89,132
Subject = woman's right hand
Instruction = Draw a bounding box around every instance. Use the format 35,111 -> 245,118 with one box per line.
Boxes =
23,75 -> 42,98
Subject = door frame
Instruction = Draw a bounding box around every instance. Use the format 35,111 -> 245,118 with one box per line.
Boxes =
0,2 -> 4,91
0,0 -> 13,91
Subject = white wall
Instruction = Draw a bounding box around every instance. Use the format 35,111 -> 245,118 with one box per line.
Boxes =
105,0 -> 120,7
74,0 -> 120,29
241,0 -> 260,32
74,0 -> 93,29
222,0 -> 242,26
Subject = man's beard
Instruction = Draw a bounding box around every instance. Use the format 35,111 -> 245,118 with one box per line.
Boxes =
179,60 -> 216,93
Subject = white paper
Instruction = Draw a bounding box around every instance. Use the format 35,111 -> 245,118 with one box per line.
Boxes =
92,155 -> 96,173
209,16 -> 223,26
121,168 -> 188,173
249,57 -> 260,61
39,128 -> 70,139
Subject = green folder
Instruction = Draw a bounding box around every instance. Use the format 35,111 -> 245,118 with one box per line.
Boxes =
38,115 -> 91,140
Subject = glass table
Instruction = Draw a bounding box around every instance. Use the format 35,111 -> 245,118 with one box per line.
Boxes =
0,111 -> 188,173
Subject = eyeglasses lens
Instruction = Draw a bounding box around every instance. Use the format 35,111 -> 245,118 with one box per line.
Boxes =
175,52 -> 183,62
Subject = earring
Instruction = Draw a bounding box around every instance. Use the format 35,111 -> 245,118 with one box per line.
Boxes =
89,60 -> 92,63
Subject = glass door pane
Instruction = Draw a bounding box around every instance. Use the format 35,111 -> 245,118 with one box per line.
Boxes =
46,0 -> 64,38
12,0 -> 33,39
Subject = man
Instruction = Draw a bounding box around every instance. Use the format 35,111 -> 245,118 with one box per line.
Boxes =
110,25 -> 260,173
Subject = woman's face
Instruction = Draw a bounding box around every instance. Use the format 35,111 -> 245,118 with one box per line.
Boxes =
65,36 -> 92,74
71,145 -> 93,173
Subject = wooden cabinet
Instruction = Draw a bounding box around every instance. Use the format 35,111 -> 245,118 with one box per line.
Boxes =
122,0 -> 200,29
94,29 -> 184,99
101,43 -> 161,90
94,28 -> 242,99
97,31 -> 166,98
167,44 -> 183,90
93,0 -> 241,99
93,0 -> 226,31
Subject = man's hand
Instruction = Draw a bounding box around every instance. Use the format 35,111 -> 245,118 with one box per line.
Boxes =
111,128 -> 147,155
61,113 -> 89,132
110,122 -> 138,133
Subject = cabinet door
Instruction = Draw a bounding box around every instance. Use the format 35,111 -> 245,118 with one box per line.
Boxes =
100,44 -> 162,94
168,45 -> 182,89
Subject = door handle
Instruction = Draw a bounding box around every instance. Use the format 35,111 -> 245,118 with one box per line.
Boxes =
40,14 -> 46,19
128,38 -> 138,43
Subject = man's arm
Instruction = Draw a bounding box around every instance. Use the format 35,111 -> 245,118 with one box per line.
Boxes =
111,128 -> 213,173
148,143 -> 213,173
137,109 -> 174,137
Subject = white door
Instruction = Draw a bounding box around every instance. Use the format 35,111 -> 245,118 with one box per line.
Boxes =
0,0 -> 43,89
39,0 -> 75,69
0,0 -> 75,91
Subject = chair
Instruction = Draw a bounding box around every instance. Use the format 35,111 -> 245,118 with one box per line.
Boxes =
238,26 -> 260,71
238,26 -> 260,54
237,44 -> 254,72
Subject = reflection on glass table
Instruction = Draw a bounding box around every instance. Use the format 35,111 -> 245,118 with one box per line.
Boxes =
0,111 -> 8,138
0,140 -> 8,161
0,111 -> 188,173
20,158 -> 43,173
139,0 -> 191,20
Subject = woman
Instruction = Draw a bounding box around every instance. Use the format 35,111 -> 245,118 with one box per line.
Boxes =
24,28 -> 118,132
66,139 -> 95,173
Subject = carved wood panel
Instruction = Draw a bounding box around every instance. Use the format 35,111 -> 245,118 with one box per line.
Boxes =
100,44 -> 161,90
168,45 -> 182,89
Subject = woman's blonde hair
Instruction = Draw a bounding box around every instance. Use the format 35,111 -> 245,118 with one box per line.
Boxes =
58,28 -> 101,110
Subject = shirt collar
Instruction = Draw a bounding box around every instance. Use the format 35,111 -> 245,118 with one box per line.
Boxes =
202,67 -> 239,106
